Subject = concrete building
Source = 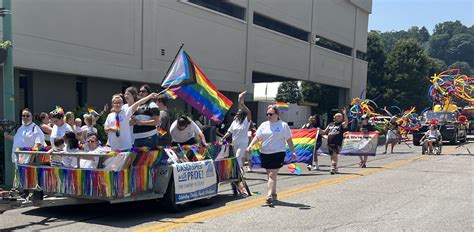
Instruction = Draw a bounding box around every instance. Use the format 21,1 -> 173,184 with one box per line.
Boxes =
0,0 -> 371,119
0,0 -> 372,185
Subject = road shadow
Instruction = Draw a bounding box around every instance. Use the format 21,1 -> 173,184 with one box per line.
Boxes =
449,153 -> 474,156
4,193 -> 246,230
334,172 -> 363,176
277,173 -> 324,177
273,200 -> 312,210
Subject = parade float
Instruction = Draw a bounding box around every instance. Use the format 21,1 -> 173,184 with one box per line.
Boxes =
0,143 -> 243,213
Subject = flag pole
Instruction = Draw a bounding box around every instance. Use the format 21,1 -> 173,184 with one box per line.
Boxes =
157,44 -> 185,96
161,43 -> 184,88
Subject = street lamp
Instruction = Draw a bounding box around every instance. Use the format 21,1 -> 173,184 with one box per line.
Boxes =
1,0 -> 14,188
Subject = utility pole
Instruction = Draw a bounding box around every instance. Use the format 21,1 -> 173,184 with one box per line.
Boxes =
2,0 -> 14,188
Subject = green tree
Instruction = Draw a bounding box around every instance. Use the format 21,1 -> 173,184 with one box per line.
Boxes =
275,81 -> 302,104
429,20 -> 474,66
418,26 -> 430,43
366,31 -> 386,100
379,26 -> 430,53
300,81 -> 338,114
449,61 -> 472,76
383,39 -> 431,110
428,57 -> 447,76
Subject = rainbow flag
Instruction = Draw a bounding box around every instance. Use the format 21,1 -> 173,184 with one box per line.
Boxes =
163,89 -> 178,100
158,128 -> 168,136
276,102 -> 289,111
252,129 -> 318,168
88,107 -> 99,117
163,47 -> 233,122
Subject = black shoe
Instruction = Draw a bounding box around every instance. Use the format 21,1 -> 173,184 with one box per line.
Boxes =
266,197 -> 274,207
272,194 -> 278,201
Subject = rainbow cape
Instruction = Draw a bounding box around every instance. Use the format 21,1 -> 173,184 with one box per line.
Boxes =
252,129 -> 318,168
162,47 -> 233,122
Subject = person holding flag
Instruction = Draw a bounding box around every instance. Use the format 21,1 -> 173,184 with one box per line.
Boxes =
104,92 -> 159,151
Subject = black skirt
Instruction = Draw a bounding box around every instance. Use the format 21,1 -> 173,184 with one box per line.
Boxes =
260,152 -> 286,169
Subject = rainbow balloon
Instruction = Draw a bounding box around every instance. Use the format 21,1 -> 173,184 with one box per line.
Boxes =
429,69 -> 474,104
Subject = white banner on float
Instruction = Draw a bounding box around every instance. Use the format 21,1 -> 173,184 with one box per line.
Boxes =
172,160 -> 217,204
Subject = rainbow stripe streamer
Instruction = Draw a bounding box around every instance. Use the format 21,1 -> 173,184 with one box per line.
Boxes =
15,143 -> 236,199
275,102 -> 289,111
252,129 -> 318,169
215,158 -> 240,182
17,166 -> 155,198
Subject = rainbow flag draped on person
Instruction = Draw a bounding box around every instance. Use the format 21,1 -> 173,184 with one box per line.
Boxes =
161,46 -> 233,122
251,129 -> 318,168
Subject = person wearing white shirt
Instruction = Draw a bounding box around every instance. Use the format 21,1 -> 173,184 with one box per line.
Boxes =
421,124 -> 442,154
62,131 -> 80,168
122,86 -> 139,145
3,108 -> 45,164
220,91 -> 252,170
81,114 -> 98,151
81,133 -> 107,169
49,108 -> 73,149
104,92 -> 159,151
170,116 -> 206,146
73,118 -> 83,141
247,105 -> 297,206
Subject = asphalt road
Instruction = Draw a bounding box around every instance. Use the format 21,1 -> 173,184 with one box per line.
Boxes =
1,137 -> 472,232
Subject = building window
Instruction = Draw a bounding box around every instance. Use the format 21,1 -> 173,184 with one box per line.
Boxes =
19,70 -> 33,111
188,0 -> 246,20
253,13 -> 309,42
315,36 -> 353,56
356,50 -> 367,61
76,77 -> 87,107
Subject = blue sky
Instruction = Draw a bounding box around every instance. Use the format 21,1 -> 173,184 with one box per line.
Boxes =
369,0 -> 473,33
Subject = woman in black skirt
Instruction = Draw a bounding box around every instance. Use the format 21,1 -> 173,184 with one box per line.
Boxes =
247,105 -> 297,206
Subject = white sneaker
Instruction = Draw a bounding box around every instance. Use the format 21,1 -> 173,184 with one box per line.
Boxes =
312,163 -> 320,171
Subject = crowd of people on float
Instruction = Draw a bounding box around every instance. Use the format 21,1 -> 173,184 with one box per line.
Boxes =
1,87 -> 257,169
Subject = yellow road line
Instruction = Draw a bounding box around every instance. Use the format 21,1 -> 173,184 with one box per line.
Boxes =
135,155 -> 430,232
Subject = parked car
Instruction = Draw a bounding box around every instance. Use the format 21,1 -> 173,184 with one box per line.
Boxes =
461,106 -> 474,134
413,111 -> 467,145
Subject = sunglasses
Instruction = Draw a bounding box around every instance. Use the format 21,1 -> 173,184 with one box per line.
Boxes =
22,114 -> 31,118
266,113 -> 274,116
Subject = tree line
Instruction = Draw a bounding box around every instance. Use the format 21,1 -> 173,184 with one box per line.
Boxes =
276,20 -> 473,113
